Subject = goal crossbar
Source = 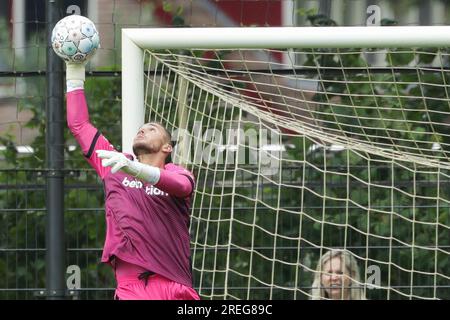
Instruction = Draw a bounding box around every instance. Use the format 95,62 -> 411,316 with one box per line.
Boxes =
121,26 -> 450,154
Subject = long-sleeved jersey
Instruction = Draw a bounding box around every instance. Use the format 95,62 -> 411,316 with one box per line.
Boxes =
67,90 -> 195,288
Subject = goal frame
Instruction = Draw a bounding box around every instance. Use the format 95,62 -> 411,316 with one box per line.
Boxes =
121,26 -> 450,154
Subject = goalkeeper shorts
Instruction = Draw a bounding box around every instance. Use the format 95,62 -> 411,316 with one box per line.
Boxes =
113,258 -> 200,300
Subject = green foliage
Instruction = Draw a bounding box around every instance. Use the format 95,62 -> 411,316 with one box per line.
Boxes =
0,72 -> 120,298
162,1 -> 185,26
288,16 -> 450,299
296,7 -> 318,18
307,14 -> 337,26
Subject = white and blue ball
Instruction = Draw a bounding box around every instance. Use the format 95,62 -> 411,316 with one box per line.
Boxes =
51,15 -> 100,63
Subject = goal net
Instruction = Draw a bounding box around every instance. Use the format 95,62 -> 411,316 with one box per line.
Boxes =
122,27 -> 450,300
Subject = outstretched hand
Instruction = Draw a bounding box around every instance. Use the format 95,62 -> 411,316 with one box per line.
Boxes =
96,150 -> 136,175
96,150 -> 161,184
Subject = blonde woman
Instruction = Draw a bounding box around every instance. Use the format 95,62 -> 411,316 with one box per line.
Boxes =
311,249 -> 366,300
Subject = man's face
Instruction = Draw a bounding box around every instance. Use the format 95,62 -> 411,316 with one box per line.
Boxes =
132,122 -> 171,156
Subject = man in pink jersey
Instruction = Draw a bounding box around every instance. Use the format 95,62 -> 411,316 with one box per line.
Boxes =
65,61 -> 199,300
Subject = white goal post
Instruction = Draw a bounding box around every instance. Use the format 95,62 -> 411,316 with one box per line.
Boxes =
122,26 -> 450,154
121,27 -> 450,300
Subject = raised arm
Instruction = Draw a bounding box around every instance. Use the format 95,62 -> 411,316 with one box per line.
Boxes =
66,63 -> 114,179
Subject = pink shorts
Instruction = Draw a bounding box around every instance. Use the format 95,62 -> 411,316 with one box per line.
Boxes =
114,258 -> 200,300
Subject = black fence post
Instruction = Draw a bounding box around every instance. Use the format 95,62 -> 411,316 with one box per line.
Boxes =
45,0 -> 66,300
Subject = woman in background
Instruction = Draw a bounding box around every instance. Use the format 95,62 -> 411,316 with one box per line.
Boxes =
311,249 -> 366,300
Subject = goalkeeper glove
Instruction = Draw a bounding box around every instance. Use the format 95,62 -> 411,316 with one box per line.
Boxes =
96,150 -> 161,184
66,62 -> 87,92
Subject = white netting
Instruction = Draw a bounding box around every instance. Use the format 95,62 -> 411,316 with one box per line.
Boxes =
143,47 -> 450,300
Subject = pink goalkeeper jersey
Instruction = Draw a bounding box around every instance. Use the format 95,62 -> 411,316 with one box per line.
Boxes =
67,89 -> 195,288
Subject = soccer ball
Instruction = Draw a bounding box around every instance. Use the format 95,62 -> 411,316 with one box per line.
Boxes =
51,15 -> 100,63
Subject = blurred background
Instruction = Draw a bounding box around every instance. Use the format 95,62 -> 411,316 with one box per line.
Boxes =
0,0 -> 449,300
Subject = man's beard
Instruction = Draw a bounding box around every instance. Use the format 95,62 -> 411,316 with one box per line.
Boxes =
133,141 -> 156,157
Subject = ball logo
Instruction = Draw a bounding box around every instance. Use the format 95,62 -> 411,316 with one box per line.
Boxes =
122,177 -> 168,196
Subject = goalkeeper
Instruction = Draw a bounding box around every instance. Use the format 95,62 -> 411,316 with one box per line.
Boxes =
65,62 -> 199,300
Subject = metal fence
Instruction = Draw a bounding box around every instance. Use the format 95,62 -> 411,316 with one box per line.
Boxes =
1,166 -> 449,299
0,168 -> 113,299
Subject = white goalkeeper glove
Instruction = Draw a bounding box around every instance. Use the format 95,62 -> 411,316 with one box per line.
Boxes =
96,150 -> 161,184
66,62 -> 87,92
